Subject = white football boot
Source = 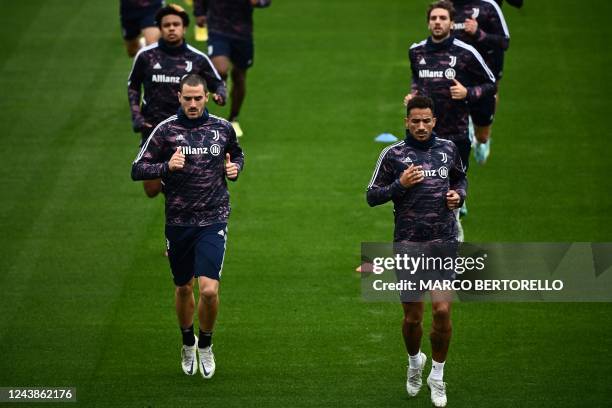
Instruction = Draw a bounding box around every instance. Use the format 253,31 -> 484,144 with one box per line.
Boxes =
406,352 -> 427,397
198,344 -> 216,379
427,375 -> 448,407
181,336 -> 198,376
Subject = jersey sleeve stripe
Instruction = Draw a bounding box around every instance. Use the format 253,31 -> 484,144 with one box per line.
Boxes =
410,39 -> 427,49
482,0 -> 510,37
187,44 -> 223,81
133,115 -> 178,163
367,141 -> 404,189
453,39 -> 496,82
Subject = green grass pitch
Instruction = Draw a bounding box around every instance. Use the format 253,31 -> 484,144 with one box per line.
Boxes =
1,0 -> 611,406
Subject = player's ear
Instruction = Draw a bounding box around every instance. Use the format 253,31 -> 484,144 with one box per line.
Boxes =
431,117 -> 437,128
404,117 -> 410,129
177,91 -> 182,102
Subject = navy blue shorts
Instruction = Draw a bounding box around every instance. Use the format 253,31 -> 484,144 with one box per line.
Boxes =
454,138 -> 471,173
120,3 -> 160,40
165,223 -> 228,286
207,32 -> 254,69
469,94 -> 496,127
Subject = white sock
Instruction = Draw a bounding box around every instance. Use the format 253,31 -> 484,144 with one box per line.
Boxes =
430,359 -> 445,381
408,351 -> 422,369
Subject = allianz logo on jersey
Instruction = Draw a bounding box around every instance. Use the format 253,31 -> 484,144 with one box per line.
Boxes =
180,143 -> 222,156
422,166 -> 449,179
419,69 -> 456,80
152,74 -> 181,84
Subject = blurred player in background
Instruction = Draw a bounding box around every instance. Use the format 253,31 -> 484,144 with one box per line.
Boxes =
451,0 -> 510,164
404,0 -> 495,234
193,0 -> 271,137
132,74 -> 244,380
128,4 -> 227,198
120,0 -> 163,57
367,96 -> 466,408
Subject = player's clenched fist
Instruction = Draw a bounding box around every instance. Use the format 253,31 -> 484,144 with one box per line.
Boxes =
464,18 -> 478,35
450,79 -> 467,100
225,153 -> 238,180
399,164 -> 424,188
446,190 -> 461,209
169,147 -> 185,172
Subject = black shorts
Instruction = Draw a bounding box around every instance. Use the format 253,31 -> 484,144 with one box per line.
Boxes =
165,223 -> 228,286
120,3 -> 160,40
208,32 -> 254,69
469,94 -> 496,127
453,138 -> 471,173
394,241 -> 458,303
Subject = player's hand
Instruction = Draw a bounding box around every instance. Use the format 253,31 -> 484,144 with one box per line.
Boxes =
450,79 -> 467,100
403,92 -> 417,106
446,190 -> 461,209
225,153 -> 238,179
464,18 -> 478,35
399,164 -> 424,188
169,147 -> 185,172
213,93 -> 226,106
196,16 -> 207,27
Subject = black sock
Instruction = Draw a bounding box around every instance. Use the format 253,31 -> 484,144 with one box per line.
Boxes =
198,330 -> 213,348
180,325 -> 196,346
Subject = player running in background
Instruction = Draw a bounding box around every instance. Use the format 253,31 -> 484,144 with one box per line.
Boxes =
451,0 -> 510,164
367,96 -> 466,407
128,4 -> 227,198
120,0 -> 163,57
132,74 -> 244,380
404,0 -> 495,232
193,0 -> 271,137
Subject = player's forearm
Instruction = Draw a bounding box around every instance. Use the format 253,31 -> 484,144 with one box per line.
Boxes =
131,162 -> 169,181
128,88 -> 145,130
366,180 -> 406,207
475,29 -> 509,51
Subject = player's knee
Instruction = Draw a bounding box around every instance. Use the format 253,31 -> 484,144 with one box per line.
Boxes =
200,286 -> 218,303
143,181 -> 161,198
176,283 -> 193,297
432,304 -> 451,324
403,314 -> 423,328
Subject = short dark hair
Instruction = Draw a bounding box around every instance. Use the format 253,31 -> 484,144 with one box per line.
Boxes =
427,0 -> 455,22
179,74 -> 207,93
155,4 -> 190,28
406,96 -> 435,116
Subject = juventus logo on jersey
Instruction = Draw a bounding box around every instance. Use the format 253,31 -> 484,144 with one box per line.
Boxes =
185,60 -> 193,72
440,152 -> 448,163
472,8 -> 480,19
449,56 -> 457,67
211,130 -> 220,141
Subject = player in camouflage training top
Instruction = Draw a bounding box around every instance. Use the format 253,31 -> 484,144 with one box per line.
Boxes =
404,0 -> 496,172
367,96 -> 466,408
120,0 -> 162,57
194,0 -> 271,136
451,0 -> 510,164
128,4 -> 227,198
132,74 -> 244,380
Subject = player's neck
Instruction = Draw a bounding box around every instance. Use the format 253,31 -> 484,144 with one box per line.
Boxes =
431,33 -> 451,43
